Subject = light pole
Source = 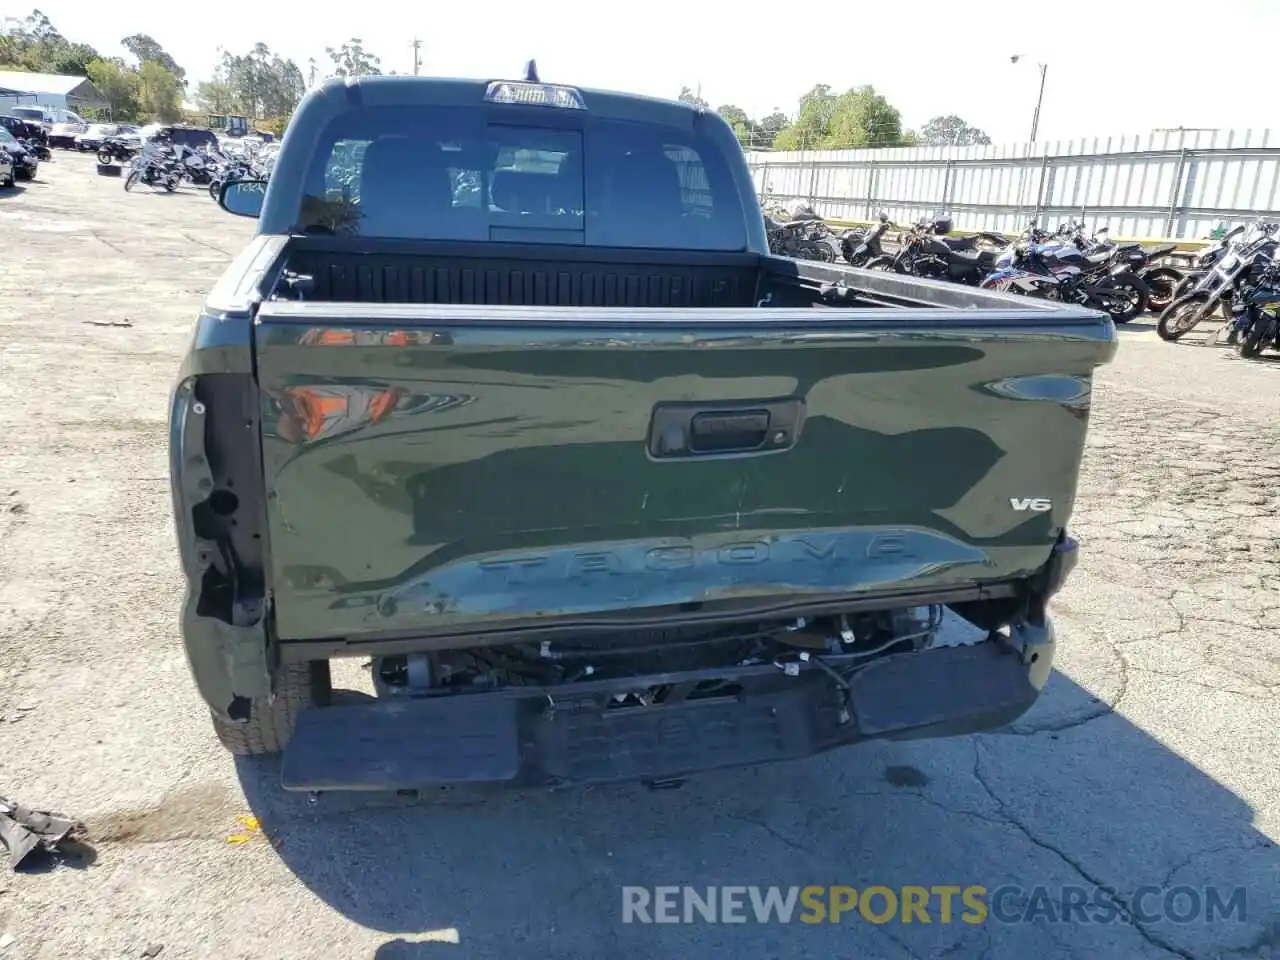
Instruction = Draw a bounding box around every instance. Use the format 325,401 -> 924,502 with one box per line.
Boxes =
1010,55 -> 1048,143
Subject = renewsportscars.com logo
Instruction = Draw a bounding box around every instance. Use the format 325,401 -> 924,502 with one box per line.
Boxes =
622,885 -> 1249,926
625,886 -> 985,925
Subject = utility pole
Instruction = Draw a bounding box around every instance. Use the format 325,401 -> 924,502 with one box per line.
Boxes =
1029,62 -> 1047,143
1010,55 -> 1048,143
411,38 -> 422,76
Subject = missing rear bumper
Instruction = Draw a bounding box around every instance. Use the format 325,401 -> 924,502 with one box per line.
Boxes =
280,624 -> 1055,791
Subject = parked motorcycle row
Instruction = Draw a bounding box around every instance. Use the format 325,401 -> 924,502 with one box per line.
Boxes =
974,218 -> 1170,324
111,140 -> 276,197
764,204 -> 1229,331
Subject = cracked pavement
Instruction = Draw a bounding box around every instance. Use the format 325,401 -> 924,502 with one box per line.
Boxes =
1,156 -> 1277,960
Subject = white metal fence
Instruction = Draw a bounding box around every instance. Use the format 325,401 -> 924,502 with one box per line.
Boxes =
746,128 -> 1280,240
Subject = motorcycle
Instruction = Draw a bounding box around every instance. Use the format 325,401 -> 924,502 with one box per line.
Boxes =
1063,227 -> 1153,323
993,220 -> 1149,322
208,159 -> 254,200
1164,224 -> 1244,302
97,137 -> 136,164
979,237 -> 1134,317
764,209 -> 841,262
1157,220 -> 1279,341
841,211 -> 893,266
124,152 -> 182,193
177,146 -> 218,185
1084,224 -> 1212,312
1226,264 -> 1280,358
868,215 -> 1011,286
207,150 -> 269,200
1121,239 -> 1184,313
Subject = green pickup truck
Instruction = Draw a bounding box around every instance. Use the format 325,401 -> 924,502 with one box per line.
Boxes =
170,68 -> 1116,791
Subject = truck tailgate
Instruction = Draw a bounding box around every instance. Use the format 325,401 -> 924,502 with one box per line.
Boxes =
253,302 -> 1115,641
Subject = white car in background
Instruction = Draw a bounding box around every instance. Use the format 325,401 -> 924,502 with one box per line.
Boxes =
48,119 -> 88,149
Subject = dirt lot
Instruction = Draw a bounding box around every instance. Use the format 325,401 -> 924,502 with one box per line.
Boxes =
1,154 -> 1278,960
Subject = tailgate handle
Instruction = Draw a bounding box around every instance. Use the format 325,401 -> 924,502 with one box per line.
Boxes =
690,411 -> 769,451
648,398 -> 804,459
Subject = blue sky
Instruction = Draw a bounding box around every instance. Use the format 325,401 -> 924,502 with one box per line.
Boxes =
17,0 -> 1280,144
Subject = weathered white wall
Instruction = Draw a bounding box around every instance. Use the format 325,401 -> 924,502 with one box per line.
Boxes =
747,129 -> 1280,239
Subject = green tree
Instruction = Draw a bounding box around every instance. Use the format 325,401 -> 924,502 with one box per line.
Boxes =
772,84 -> 835,149
137,60 -> 181,121
0,12 -> 195,122
41,40 -> 96,74
716,104 -> 758,148
0,9 -> 100,73
86,58 -> 140,120
773,84 -> 905,150
122,34 -> 185,86
20,8 -> 60,39
920,115 -> 992,147
757,111 -> 789,148
194,79 -> 237,114
677,85 -> 708,109
826,85 -> 902,148
725,108 -> 791,149
717,104 -> 748,127
325,38 -> 381,78
219,43 -> 306,119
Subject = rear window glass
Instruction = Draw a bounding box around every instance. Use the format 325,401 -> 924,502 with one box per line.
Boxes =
296,105 -> 747,250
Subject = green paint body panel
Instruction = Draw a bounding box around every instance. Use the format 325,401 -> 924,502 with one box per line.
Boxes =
253,305 -> 1113,641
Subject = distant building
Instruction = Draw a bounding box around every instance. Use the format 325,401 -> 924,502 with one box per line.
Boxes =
0,70 -> 107,115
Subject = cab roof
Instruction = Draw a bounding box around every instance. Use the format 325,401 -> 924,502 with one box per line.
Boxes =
315,75 -> 706,132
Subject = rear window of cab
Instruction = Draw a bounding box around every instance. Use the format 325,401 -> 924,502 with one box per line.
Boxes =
296,105 -> 748,251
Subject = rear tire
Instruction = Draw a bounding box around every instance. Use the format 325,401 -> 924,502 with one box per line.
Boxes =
864,255 -> 897,272
124,169 -> 139,192
1157,292 -> 1212,342
840,231 -> 865,264
1237,316 -> 1274,359
1096,272 -> 1149,323
97,148 -> 113,164
210,661 -> 331,756
810,241 -> 837,263
1143,267 -> 1183,313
